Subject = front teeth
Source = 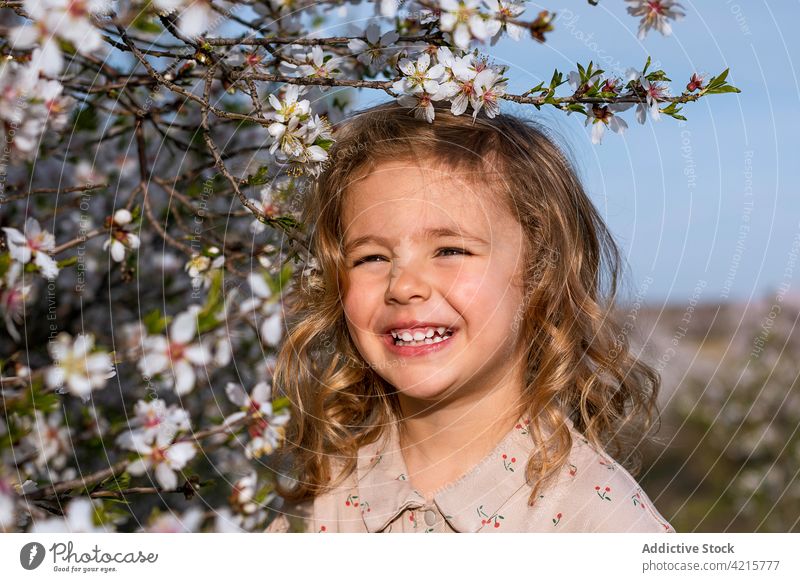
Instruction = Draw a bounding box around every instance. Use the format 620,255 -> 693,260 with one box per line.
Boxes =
390,326 -> 453,346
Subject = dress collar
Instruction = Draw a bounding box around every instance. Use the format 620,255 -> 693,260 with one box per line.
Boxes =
356,414 -> 571,532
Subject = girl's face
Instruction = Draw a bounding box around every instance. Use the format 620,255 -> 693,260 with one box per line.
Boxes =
340,158 -> 529,409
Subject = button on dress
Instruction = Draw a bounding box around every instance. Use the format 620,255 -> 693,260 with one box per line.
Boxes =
265,415 -> 675,533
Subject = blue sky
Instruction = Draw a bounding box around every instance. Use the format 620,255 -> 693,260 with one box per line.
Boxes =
329,1 -> 799,306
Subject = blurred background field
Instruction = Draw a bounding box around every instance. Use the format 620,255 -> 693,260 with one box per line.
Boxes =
628,292 -> 800,532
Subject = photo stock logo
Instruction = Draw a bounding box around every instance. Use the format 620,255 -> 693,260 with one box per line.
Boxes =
15,539 -> 159,574
20,541 -> 46,570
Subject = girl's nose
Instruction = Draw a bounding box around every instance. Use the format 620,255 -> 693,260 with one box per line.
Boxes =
385,261 -> 431,304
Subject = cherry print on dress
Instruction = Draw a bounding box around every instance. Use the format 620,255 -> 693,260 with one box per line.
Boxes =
514,418 -> 531,435
594,485 -> 612,501
632,491 -> 646,510
477,504 -> 504,529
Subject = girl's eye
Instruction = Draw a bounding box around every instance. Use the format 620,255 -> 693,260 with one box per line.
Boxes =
351,248 -> 470,267
352,255 -> 387,266
437,247 -> 469,257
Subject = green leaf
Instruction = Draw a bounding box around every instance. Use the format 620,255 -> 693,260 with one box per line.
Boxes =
647,70 -> 671,83
57,256 -> 78,269
315,138 -> 335,150
197,268 -> 223,331
71,105 -> 99,132
528,81 -> 546,94
99,472 -> 131,493
585,61 -> 600,80
710,67 -> 730,87
133,18 -> 163,34
699,68 -> 741,96
7,380 -> 61,422
704,85 -> 741,95
272,395 -> 291,412
272,214 -> 301,231
277,263 -> 294,293
0,253 -> 10,280
246,166 -> 270,186
143,308 -> 170,335
702,69 -> 741,95
548,70 -> 563,90
659,102 -> 687,121
57,37 -> 77,56
254,482 -> 276,504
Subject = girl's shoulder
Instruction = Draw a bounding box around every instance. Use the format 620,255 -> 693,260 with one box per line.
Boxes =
549,426 -> 675,532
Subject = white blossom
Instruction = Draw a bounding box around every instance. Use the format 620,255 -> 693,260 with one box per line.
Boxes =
626,68 -> 671,123
472,66 -> 508,118
116,399 -> 191,447
10,0 -> 111,75
103,209 -> 141,263
438,0 -> 491,50
240,273 -> 284,346
392,52 -> 446,96
185,252 -> 224,291
348,23 -> 400,70
436,46 -> 483,116
45,332 -> 116,401
625,0 -> 686,40
585,103 -> 633,144
224,381 -> 290,459
225,470 -> 274,530
121,429 -> 197,491
397,85 -> 458,123
267,114 -> 331,171
138,305 -> 213,396
153,0 -> 220,38
294,46 -> 342,83
0,50 -> 73,161
484,0 -> 526,43
2,217 -> 60,280
23,410 -> 73,472
228,471 -> 260,514
267,84 -> 311,123
265,84 -> 332,170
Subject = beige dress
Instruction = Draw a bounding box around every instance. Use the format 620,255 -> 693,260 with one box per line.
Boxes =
265,414 -> 675,533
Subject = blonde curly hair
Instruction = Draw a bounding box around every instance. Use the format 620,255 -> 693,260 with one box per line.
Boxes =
273,100 -> 662,507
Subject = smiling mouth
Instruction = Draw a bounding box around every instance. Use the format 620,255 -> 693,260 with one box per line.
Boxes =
390,328 -> 455,347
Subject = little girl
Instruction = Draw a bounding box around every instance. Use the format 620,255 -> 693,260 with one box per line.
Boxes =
267,100 -> 675,533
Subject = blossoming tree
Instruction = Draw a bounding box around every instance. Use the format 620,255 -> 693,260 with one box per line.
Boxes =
0,0 -> 739,532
